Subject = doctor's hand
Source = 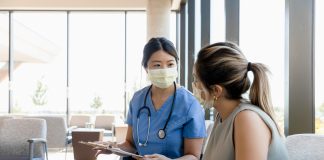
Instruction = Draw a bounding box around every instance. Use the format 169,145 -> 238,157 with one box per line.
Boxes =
93,141 -> 117,157
139,154 -> 171,160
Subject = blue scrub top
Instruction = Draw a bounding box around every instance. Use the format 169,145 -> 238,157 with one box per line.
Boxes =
126,86 -> 206,158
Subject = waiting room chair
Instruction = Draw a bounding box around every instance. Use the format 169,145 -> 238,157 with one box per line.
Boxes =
95,114 -> 115,130
0,115 -> 13,127
69,114 -> 91,128
286,133 -> 324,160
26,115 -> 74,160
0,118 -> 48,160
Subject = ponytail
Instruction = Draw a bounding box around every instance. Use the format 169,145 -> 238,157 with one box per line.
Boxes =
195,42 -> 283,136
249,63 -> 283,136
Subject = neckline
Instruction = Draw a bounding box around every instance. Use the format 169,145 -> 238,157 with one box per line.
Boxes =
218,102 -> 243,124
148,88 -> 176,112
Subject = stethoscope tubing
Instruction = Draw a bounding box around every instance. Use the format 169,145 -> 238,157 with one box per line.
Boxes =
136,82 -> 176,147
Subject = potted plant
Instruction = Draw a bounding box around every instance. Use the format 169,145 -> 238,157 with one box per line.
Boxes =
31,79 -> 48,113
90,95 -> 103,114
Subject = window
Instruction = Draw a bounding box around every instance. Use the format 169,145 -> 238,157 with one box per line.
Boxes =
210,0 -> 225,43
1,10 -> 178,116
170,12 -> 178,48
69,12 -> 125,114
12,12 -> 67,114
240,0 -> 285,133
0,11 -> 9,113
125,11 -> 147,115
315,0 -> 324,134
195,0 -> 201,55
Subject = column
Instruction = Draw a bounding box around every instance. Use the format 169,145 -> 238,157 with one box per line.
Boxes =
146,0 -> 171,40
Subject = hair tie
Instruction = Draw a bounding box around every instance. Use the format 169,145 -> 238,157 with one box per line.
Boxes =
247,62 -> 252,71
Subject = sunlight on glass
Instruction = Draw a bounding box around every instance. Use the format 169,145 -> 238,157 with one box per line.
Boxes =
0,11 -> 9,113
195,0 -> 201,55
240,0 -> 285,133
170,12 -> 177,48
70,12 -> 125,115
12,12 -> 67,114
315,0 -> 324,134
210,0 -> 225,43
126,12 -> 147,116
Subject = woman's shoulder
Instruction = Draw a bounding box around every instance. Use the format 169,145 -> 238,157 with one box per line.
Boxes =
132,85 -> 151,100
176,86 -> 197,102
176,86 -> 202,111
235,102 -> 265,114
234,102 -> 279,134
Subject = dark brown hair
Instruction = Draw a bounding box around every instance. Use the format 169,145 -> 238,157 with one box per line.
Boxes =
195,41 -> 282,135
142,37 -> 179,68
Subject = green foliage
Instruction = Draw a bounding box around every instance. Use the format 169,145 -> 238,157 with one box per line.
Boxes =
90,95 -> 103,109
319,102 -> 324,113
31,80 -> 48,106
13,100 -> 22,113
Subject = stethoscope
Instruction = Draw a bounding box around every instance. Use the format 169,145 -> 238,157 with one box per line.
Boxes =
136,82 -> 176,147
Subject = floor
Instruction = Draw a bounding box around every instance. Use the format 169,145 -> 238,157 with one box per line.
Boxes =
48,147 -> 120,160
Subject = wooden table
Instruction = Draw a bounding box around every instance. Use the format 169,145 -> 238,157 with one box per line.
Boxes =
72,128 -> 104,160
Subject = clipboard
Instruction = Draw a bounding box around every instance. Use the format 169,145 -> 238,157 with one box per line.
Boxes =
79,141 -> 143,158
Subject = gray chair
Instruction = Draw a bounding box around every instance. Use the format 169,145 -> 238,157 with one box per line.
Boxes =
26,115 -> 74,160
0,118 -> 48,160
69,115 -> 91,128
286,133 -> 324,160
95,114 -> 115,137
0,115 -> 13,127
95,114 -> 115,130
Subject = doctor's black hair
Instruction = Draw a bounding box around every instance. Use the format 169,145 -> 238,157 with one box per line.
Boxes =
142,37 -> 179,68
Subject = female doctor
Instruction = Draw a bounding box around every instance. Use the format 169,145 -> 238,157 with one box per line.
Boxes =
96,37 -> 206,160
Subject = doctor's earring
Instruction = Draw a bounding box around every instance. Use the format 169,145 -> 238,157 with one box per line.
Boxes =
214,96 -> 218,101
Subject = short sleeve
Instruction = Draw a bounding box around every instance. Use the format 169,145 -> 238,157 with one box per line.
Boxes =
126,100 -> 133,126
183,100 -> 207,138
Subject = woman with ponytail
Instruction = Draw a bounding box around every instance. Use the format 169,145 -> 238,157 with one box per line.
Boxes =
192,42 -> 288,160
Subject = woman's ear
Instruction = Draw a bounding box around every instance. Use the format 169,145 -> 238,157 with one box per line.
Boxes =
212,85 -> 223,98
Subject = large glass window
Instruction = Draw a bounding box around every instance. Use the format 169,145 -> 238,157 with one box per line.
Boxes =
125,11 -> 147,116
2,10 -> 178,116
210,0 -> 225,43
240,0 -> 285,133
195,0 -> 201,55
0,11 -> 9,113
315,0 -> 324,134
170,12 -> 177,48
12,12 -> 67,114
69,12 -> 125,115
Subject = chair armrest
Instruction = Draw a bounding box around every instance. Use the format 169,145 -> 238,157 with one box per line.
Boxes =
68,125 -> 78,130
27,138 -> 47,144
67,125 -> 78,137
27,138 -> 48,160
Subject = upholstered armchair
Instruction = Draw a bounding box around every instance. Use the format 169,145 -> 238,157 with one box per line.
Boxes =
95,114 -> 115,137
26,115 -> 74,160
69,114 -> 91,128
286,133 -> 324,160
0,118 -> 48,160
0,115 -> 13,126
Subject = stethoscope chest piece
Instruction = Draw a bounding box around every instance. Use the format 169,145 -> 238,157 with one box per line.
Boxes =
158,129 -> 166,139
